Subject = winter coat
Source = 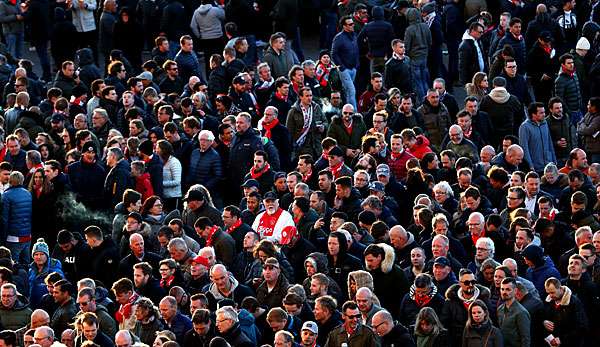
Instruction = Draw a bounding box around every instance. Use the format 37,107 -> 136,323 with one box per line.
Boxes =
479,87 -> 524,147
518,118 -> 556,172
367,243 -> 410,318
0,293 -> 32,330
502,72 -> 531,106
256,273 -> 290,309
441,284 -> 493,347
324,323 -> 378,347
23,0 -> 50,41
229,128 -> 263,185
407,134 -> 433,159
458,35 -> 485,85
84,238 -> 119,288
546,113 -> 577,160
160,0 -> 186,42
174,50 -> 201,84
1,185 -> 32,240
134,316 -> 163,346
0,0 -> 23,34
331,30 -> 359,70
357,6 -> 394,58
219,322 -> 253,347
145,155 -> 163,198
542,286 -> 588,347
70,0 -> 96,32
51,298 -> 77,335
497,300 -> 530,347
104,159 -> 134,209
497,32 -> 526,73
162,155 -> 182,198
204,274 -> 255,311
326,114 -> 367,153
76,48 -> 102,89
263,46 -> 295,78
286,101 -> 327,160
28,258 -> 63,308
462,321 -> 503,347
417,99 -> 450,150
404,8 -> 431,63
53,71 -> 77,100
526,41 -> 558,103
98,10 -> 116,54
399,285 -> 444,329
112,15 -> 144,65
554,71 -> 582,115
577,111 -> 600,154
384,55 -> 412,93
67,160 -> 107,210
525,256 -> 561,295
190,4 -> 224,40
187,148 -> 222,191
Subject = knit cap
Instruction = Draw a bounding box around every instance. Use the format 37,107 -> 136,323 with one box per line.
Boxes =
32,238 -> 49,258
576,37 -> 590,50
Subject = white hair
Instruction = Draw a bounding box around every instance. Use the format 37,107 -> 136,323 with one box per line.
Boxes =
198,130 -> 215,142
216,306 -> 238,322
476,237 -> 495,258
433,181 -> 453,197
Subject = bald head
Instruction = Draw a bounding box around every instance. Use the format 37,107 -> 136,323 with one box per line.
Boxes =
536,3 -> 547,13
506,144 -> 524,166
356,287 -> 373,299
115,330 -> 132,346
31,309 -> 50,328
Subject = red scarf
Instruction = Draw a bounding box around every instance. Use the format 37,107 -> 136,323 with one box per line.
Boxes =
160,275 -> 175,288
415,293 -> 433,307
250,163 -> 270,179
205,225 -> 219,247
353,14 -> 367,24
330,161 -> 344,179
262,118 -> 279,139
390,150 -> 404,160
344,121 -> 353,135
315,63 -> 330,87
543,44 -> 552,55
302,170 -> 313,183
562,66 -> 575,78
226,219 -> 242,234
275,91 -> 288,102
472,230 -> 486,246
115,292 -> 139,323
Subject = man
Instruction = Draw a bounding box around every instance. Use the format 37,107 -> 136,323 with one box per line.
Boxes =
417,88 -> 450,150
243,151 -> 275,195
174,36 -> 201,83
263,33 -> 295,79
111,278 -> 141,332
77,313 -> 113,347
403,8 -> 431,101
371,310 -> 414,346
333,176 -> 362,220
480,77 -> 524,148
183,309 -> 214,347
159,296 -> 192,344
491,144 -> 529,174
497,277 -> 531,347
75,288 -> 117,339
33,327 -> 55,347
542,278 -> 588,347
313,295 -> 342,347
554,53 -> 583,124
204,264 -> 254,310
326,146 -> 353,180
389,225 -> 417,269
563,253 -> 598,326
445,125 -> 479,163
459,22 -> 486,86
194,217 -> 235,267
358,73 -> 386,115
215,306 -> 253,346
1,171 -> 32,264
357,6 -> 394,74
83,226 -> 119,287
441,269 -> 493,347
355,287 -> 382,327
0,283 -> 32,330
519,102 -> 556,172
546,97 -> 576,167
4,134 -> 27,175
222,205 -> 253,253
332,15 -> 359,108
300,321 -> 319,347
384,39 -> 412,94
131,262 -> 164,305
50,280 -> 77,336
431,255 -> 458,295
327,104 -> 367,161
229,112 -> 264,195
259,106 -> 293,171
159,60 -> 184,95
324,300 -> 377,346
67,141 -> 107,210
399,273 -> 444,328
252,191 -> 295,244
266,77 -> 294,125
181,189 -> 223,230
256,257 -> 291,310
287,87 -> 327,160
104,147 -> 133,209
186,129 -> 222,193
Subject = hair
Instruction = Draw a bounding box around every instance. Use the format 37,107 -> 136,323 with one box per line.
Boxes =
314,295 -> 337,314
111,278 -> 134,295
415,307 -> 445,336
466,299 -> 491,327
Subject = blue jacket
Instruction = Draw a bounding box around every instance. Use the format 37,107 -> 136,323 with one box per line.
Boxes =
518,118 -> 556,172
357,6 -> 394,58
187,148 -> 222,191
525,256 -> 560,295
28,258 -> 63,309
332,30 -> 359,71
162,312 -> 192,344
1,185 -> 32,240
174,50 -> 201,82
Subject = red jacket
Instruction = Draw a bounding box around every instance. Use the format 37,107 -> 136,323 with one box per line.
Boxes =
387,150 -> 415,181
407,135 -> 433,160
135,173 -> 154,202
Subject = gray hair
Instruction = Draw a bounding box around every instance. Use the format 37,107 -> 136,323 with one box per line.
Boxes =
476,237 -> 495,258
216,306 -> 238,322
198,130 -> 215,142
433,181 -> 453,197
167,238 -> 188,252
93,108 -> 108,119
301,60 -> 316,68
544,162 -> 559,174
432,213 -> 449,229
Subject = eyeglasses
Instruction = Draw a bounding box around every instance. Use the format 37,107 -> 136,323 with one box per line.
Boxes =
461,280 -> 476,286
216,318 -> 230,324
342,111 -> 353,115
346,314 -> 361,319
34,337 -> 49,341
476,247 -> 489,252
507,196 -> 520,200
372,321 -> 386,330
159,268 -> 170,272
582,254 -> 594,260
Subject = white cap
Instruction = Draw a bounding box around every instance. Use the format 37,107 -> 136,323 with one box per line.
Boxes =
576,37 -> 590,50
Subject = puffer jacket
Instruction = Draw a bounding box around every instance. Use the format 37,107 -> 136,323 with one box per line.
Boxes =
577,111 -> 600,154
367,243 -> 410,318
0,0 -> 24,34
1,185 -> 32,241
255,273 -> 290,309
404,7 -> 431,63
399,283 -> 444,329
28,258 -> 63,308
70,0 -> 96,32
229,128 -> 263,185
417,99 -> 450,150
554,71 -> 582,115
0,293 -> 32,330
187,148 -> 222,191
190,4 -> 224,40
162,155 -> 182,198
104,159 -> 134,209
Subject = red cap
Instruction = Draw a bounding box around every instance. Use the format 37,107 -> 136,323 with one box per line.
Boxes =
279,225 -> 298,245
191,256 -> 210,268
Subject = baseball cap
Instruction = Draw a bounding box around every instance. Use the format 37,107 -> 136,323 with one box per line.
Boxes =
183,190 -> 205,202
263,191 -> 278,201
433,256 -> 450,267
264,257 -> 280,269
191,256 -> 211,268
51,113 -> 65,123
241,179 -> 260,189
376,164 -> 391,177
136,71 -> 153,81
539,31 -> 552,42
232,75 -> 246,85
279,225 -> 298,245
369,181 -> 385,193
327,146 -> 344,157
82,141 -> 96,153
302,321 -> 318,334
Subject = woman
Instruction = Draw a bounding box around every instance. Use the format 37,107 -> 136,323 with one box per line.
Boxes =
347,270 -> 380,305
465,72 -> 488,102
133,298 -> 164,346
315,50 -> 342,100
245,239 -> 295,285
414,307 -> 449,347
462,300 -> 503,347
28,168 -> 59,248
141,195 -> 180,238
432,181 -> 458,216
489,266 -> 511,309
28,238 -> 63,308
158,258 -> 185,292
60,127 -> 76,153
327,231 -> 362,300
478,258 -> 500,289
112,7 -> 144,70
38,143 -> 55,162
156,140 -> 182,211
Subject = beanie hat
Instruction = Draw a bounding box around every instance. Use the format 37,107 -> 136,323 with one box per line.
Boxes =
319,50 -> 330,60
138,140 -> 154,156
521,244 -> 544,267
32,238 -> 49,258
576,37 -> 591,50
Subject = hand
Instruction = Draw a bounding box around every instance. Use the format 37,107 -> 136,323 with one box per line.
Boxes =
16,14 -> 23,20
543,320 -> 555,332
314,218 -> 325,229
542,74 -> 551,81
551,337 -> 561,346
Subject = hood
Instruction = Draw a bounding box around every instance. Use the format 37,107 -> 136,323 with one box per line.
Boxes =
305,252 -> 328,274
366,243 -> 396,274
54,7 -> 66,21
406,8 -> 421,24
582,21 -> 600,44
95,286 -> 110,302
445,283 -> 491,301
77,48 -> 94,66
415,134 -> 430,147
0,293 -> 30,310
544,285 -> 572,306
114,202 -> 127,214
208,274 -> 239,301
237,308 -> 255,325
348,270 -> 374,295
488,87 -> 510,103
372,6 -> 384,20
198,3 -> 212,14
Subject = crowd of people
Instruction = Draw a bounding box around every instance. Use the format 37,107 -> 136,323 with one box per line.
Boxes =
1,0 -> 600,346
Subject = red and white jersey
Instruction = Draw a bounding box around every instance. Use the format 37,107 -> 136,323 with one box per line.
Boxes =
252,208 -> 295,244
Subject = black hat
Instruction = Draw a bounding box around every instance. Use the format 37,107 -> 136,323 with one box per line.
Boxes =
273,172 -> 286,181
232,75 -> 246,85
358,210 -> 377,225
241,179 -> 260,189
138,139 -> 154,156
319,50 -> 331,60
328,146 -> 344,157
183,190 -> 205,202
51,113 -> 65,123
82,141 -> 96,153
127,212 -> 143,223
263,191 -> 278,201
433,256 -> 450,267
539,31 -> 552,42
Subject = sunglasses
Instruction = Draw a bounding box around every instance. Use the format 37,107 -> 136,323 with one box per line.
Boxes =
461,280 -> 476,286
346,314 -> 361,319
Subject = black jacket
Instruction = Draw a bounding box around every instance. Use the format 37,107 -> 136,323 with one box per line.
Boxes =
380,323 -> 415,347
384,56 -> 412,94
218,323 -> 254,347
458,37 -> 486,85
104,159 -> 134,209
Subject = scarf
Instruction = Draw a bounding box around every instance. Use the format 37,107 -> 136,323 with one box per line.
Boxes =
250,163 -> 270,179
115,292 -> 139,323
226,219 -> 242,234
458,286 -> 480,310
353,14 -> 367,24
562,65 -> 575,78
262,118 -> 279,139
330,161 -> 344,179
160,275 -> 175,288
315,63 -> 331,87
390,150 -> 404,160
471,230 -> 485,246
512,32 -> 523,41
543,44 -> 552,55
392,52 -> 405,60
344,120 -> 353,135
302,170 -> 313,183
275,91 -> 288,102
205,225 -> 219,247
424,12 -> 435,27
415,293 -> 433,307
464,126 -> 472,138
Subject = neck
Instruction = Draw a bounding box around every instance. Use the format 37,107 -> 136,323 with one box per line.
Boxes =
504,297 -> 515,306
569,273 -> 582,280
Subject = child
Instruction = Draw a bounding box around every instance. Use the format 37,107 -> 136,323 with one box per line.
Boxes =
131,160 -> 154,202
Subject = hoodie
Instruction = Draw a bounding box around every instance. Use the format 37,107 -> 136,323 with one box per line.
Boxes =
190,3 -> 225,40
404,8 -> 432,63
357,6 -> 395,58
480,87 -> 524,146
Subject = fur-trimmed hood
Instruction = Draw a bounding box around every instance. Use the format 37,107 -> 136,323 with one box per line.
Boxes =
445,283 -> 491,301
365,243 -> 396,273
545,285 -> 572,306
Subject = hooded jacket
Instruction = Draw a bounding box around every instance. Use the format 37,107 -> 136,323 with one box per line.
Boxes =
190,4 -> 224,40
417,99 -> 450,150
577,111 -> 600,154
523,249 -> 561,295
479,87 -> 524,146
76,48 -> 102,89
357,6 -> 394,58
399,283 -> 444,329
407,134 -> 433,159
367,243 -> 410,318
404,8 -> 432,63
0,293 -> 32,330
518,117 -> 556,172
205,274 -> 255,311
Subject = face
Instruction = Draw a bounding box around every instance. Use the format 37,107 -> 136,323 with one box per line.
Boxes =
373,115 -> 386,131
546,284 -> 561,301
505,61 -> 517,77
328,237 -> 340,256
365,254 -> 382,270
344,308 -> 361,331
475,242 -> 491,261
411,249 -> 425,266
133,268 -> 148,288
0,287 -> 16,308
301,330 -> 317,345
471,305 -> 486,323
526,177 -> 540,196
6,140 -> 19,156
215,312 -> 233,333
33,252 -> 48,266
531,106 -> 546,123
510,22 -> 521,36
393,42 -> 405,55
426,91 -> 439,106
433,264 -> 451,281
507,190 -> 523,209
343,19 -> 354,32
562,58 -> 575,72
460,274 -> 476,295
579,249 -> 596,266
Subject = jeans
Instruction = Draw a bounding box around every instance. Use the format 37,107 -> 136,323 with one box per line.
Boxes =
570,110 -> 583,126
7,241 -> 30,265
6,32 -> 24,59
319,10 -> 337,49
411,60 -> 430,102
245,35 -> 258,67
33,39 -> 51,81
340,68 -> 357,108
291,27 -> 305,62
